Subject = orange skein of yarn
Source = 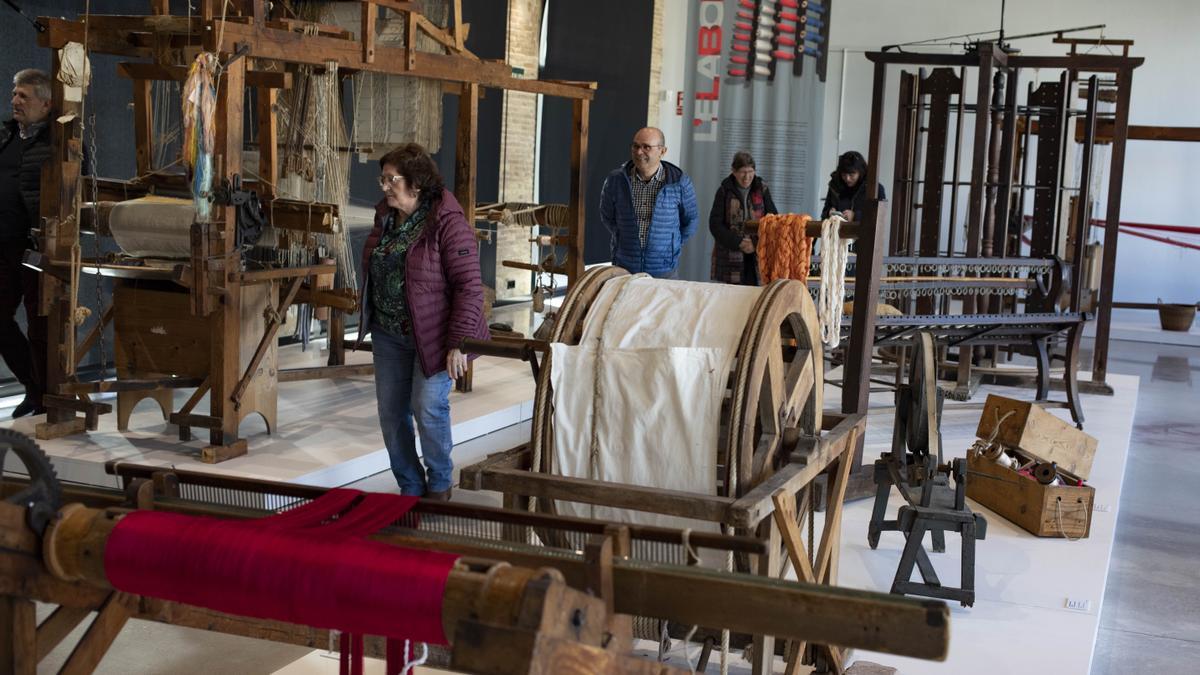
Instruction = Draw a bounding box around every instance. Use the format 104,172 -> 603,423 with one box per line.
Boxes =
757,214 -> 814,283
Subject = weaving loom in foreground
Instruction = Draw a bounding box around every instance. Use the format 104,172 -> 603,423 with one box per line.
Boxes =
0,430 -> 950,674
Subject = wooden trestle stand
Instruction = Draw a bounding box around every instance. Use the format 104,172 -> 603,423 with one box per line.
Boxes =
29,2 -> 595,461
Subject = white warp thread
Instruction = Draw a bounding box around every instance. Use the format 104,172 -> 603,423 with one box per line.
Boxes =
818,215 -> 850,348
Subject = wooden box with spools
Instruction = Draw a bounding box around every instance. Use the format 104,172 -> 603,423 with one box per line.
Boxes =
967,395 -> 1097,538
460,265 -> 865,674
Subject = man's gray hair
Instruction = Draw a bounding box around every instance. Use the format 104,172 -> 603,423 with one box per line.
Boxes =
13,69 -> 52,102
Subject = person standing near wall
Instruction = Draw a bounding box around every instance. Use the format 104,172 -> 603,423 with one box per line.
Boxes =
356,143 -> 489,500
599,127 -> 699,278
709,151 -> 777,286
821,150 -> 886,223
0,69 -> 52,418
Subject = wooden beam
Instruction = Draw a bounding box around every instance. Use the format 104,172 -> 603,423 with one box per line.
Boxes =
73,303 -> 114,367
209,21 -> 595,100
362,1 -> 377,64
455,82 -> 478,225
1091,67 -> 1135,384
567,99 -> 589,285
59,593 -> 135,675
35,606 -> 92,661
58,377 -> 205,395
231,264 -> 337,284
118,62 -> 292,89
131,79 -> 153,177
0,595 -> 36,675
209,56 -> 246,449
257,86 -> 278,197
475,467 -> 736,524
231,276 -> 304,406
278,364 -> 375,382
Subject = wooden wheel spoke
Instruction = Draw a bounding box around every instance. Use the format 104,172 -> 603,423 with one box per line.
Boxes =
759,348 -> 786,433
781,350 -> 815,424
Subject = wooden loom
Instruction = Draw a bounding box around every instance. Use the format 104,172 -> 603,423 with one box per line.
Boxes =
458,266 -> 869,674
28,1 -> 595,462
857,40 -> 1144,407
0,431 -> 951,674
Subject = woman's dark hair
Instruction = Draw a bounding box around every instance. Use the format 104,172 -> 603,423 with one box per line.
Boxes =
379,143 -> 445,201
731,151 -> 756,171
836,150 -> 868,177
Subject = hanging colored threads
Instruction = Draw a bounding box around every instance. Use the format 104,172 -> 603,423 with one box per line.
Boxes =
757,213 -> 814,283
104,489 -> 459,656
182,53 -> 219,222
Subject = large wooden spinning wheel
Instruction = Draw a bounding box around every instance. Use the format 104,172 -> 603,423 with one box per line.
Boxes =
529,267 -> 824,499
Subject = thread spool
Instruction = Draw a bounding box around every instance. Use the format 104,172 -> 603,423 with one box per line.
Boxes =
1033,462 -> 1059,486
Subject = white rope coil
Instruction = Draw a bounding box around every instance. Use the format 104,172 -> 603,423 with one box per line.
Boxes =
818,215 -> 850,348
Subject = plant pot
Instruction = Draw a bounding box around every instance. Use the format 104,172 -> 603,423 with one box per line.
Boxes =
1158,303 -> 1197,332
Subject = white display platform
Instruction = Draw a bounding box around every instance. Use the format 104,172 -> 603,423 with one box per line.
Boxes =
271,372 -> 1138,675
843,372 -> 1137,674
0,345 -> 536,490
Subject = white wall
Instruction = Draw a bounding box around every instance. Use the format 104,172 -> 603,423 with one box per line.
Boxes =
657,0 -> 689,169
820,0 -> 1200,304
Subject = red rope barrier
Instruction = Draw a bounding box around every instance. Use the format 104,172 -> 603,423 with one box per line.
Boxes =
1116,227 -> 1200,252
1089,219 -> 1200,236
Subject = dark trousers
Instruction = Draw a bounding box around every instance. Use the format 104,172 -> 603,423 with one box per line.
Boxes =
0,241 -> 45,402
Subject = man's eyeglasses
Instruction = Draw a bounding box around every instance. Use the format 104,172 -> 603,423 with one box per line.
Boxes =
630,143 -> 663,152
377,175 -> 404,188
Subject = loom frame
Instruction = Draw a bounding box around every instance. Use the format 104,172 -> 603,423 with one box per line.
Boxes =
28,1 -> 596,461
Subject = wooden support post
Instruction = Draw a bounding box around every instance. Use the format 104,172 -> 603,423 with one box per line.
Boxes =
0,595 -> 37,675
231,276 -> 303,407
750,521 -> 781,675
132,79 -> 153,177
567,98 -> 590,285
328,310 -> 346,366
35,606 -> 91,662
256,86 -> 278,198
453,82 -> 480,395
39,46 -> 84,429
889,71 -> 916,255
842,60 -> 887,498
405,12 -> 417,71
452,0 -> 464,51
207,56 -> 246,457
455,82 -> 478,227
59,593 -> 134,675
361,1 -> 377,64
1071,78 -> 1099,313
1091,67 -> 1134,385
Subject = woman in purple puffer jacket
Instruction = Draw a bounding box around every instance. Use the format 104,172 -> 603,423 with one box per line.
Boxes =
357,143 -> 489,500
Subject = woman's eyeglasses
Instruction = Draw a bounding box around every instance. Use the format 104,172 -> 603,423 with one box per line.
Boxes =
378,175 -> 404,189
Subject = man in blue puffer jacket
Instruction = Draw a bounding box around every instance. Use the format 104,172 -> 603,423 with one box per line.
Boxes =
599,127 -> 699,278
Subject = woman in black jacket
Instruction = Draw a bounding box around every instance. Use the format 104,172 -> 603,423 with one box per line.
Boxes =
709,151 -> 777,285
822,150 -> 886,223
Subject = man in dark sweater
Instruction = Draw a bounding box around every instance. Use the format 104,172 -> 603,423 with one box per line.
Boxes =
1,69 -> 53,418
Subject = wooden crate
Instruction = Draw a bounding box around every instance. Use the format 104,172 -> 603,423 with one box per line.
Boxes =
967,395 -> 1098,538
966,452 -> 1093,538
974,394 -> 1097,479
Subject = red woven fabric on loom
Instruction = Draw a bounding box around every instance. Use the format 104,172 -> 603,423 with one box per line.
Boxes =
104,489 -> 458,645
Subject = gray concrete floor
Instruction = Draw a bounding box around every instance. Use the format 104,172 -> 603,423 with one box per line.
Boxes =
1088,337 -> 1200,674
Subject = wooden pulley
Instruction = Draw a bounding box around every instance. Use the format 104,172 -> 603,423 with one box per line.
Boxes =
529,265 -> 824,499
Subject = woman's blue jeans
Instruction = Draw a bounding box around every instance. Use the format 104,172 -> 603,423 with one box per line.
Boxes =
371,326 -> 454,495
